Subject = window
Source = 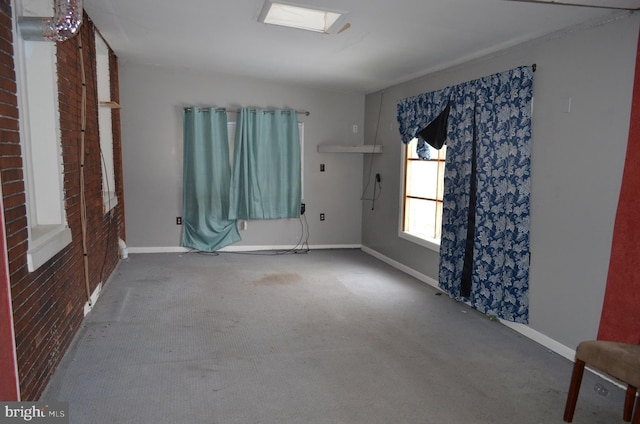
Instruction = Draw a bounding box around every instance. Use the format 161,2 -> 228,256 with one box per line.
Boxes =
258,1 -> 345,34
400,137 -> 446,251
13,0 -> 72,272
95,32 -> 117,212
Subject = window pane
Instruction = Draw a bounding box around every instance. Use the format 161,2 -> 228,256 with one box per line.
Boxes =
438,144 -> 447,160
402,138 -> 446,245
436,160 -> 445,201
407,138 -> 419,159
427,144 -> 440,159
404,197 -> 438,240
406,160 -> 438,199
407,137 -> 444,160
96,33 -> 117,212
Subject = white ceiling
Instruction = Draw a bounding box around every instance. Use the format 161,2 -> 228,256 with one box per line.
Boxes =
82,0 -> 640,94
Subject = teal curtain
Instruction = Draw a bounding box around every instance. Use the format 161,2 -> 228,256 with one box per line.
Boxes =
229,108 -> 301,219
181,108 -> 241,251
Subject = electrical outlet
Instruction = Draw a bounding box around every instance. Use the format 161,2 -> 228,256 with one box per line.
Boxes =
300,203 -> 306,215
176,217 -> 182,225
320,213 -> 325,221
320,164 -> 325,172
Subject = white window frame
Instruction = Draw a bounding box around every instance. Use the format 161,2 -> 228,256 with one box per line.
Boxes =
398,138 -> 445,253
95,31 -> 118,213
13,0 -> 72,272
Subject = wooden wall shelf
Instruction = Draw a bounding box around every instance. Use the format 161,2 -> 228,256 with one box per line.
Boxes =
99,101 -> 121,109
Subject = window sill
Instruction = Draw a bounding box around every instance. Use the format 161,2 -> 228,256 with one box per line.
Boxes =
27,224 -> 72,272
399,231 -> 440,253
103,192 -> 118,214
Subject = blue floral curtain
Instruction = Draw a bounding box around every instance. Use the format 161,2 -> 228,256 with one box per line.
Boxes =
398,87 -> 452,160
182,108 -> 241,252
397,66 -> 533,323
229,108 -> 301,220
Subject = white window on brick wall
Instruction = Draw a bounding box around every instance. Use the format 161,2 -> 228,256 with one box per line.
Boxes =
13,0 -> 71,272
95,31 -> 117,213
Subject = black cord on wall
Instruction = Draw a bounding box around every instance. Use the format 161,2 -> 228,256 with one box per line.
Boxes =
360,91 -> 384,210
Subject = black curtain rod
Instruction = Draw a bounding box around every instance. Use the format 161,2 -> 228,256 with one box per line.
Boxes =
184,107 -> 310,116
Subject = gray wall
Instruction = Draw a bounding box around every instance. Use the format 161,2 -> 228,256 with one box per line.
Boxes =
120,14 -> 639,350
120,63 -> 365,249
362,15 -> 640,349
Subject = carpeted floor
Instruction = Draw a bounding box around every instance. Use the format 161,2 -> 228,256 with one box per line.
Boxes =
41,249 -> 626,423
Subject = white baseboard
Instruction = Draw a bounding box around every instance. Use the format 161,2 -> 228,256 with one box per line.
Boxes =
128,246 -> 191,254
128,244 -> 362,254
361,245 -> 440,290
498,320 -> 576,361
83,282 -> 102,316
360,245 -> 582,363
82,259 -> 124,316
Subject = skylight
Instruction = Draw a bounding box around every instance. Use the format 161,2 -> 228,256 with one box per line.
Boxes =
258,1 -> 345,33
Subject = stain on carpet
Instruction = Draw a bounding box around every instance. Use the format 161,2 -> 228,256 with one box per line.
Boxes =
254,273 -> 301,285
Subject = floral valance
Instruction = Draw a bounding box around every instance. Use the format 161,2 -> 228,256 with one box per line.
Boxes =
397,86 -> 452,147
397,66 -> 534,160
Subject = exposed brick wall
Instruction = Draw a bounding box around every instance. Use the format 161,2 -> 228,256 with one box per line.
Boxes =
110,43 -> 125,241
0,2 -> 124,400
0,0 -> 19,402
